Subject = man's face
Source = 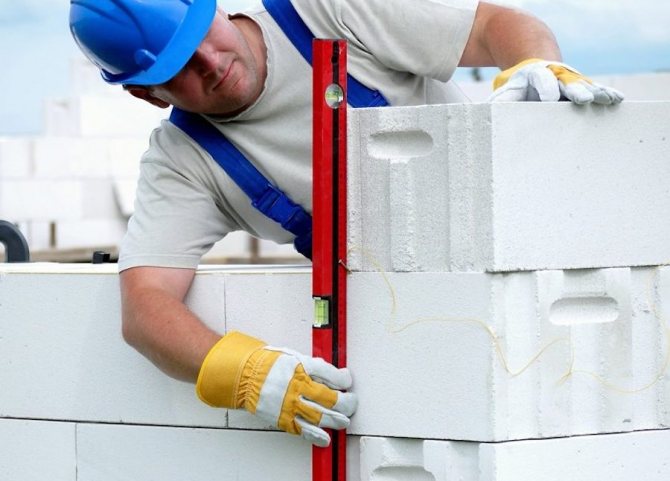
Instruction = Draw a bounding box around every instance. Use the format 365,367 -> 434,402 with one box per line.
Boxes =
146,10 -> 266,116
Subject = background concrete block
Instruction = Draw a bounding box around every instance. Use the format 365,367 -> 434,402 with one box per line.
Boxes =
76,424 -> 310,481
54,218 -> 128,249
106,138 -> 147,178
0,419 -> 76,481
204,231 -> 254,261
0,137 -> 32,178
44,96 -> 166,138
0,180 -> 83,221
349,102 -> 670,272
33,137 -> 108,178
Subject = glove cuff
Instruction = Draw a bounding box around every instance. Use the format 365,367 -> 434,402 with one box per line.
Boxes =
196,331 -> 266,408
492,58 -> 544,90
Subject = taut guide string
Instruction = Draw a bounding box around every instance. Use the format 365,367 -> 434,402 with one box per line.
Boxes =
350,247 -> 670,395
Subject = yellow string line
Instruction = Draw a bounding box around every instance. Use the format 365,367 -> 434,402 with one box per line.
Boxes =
348,246 -> 670,394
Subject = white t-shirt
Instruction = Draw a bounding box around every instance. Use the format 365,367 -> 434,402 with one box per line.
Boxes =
118,0 -> 478,271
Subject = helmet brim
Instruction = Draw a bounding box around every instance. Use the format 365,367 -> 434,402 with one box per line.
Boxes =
102,0 -> 218,85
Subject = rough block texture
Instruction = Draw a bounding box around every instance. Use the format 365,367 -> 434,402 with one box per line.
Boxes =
2,265 -> 669,442
359,431 -> 670,481
348,267 -> 670,440
76,424 -> 310,481
0,419 -> 76,481
348,102 -> 670,272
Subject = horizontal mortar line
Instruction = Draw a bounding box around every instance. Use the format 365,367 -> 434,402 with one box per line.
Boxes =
3,416 -> 668,441
0,415 -> 280,433
357,426 -> 670,444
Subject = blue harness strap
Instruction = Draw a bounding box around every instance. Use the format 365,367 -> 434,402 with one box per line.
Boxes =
262,0 -> 390,108
170,108 -> 313,259
169,0 -> 390,260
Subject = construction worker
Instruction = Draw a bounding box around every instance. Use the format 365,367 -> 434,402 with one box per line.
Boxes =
69,0 -> 623,447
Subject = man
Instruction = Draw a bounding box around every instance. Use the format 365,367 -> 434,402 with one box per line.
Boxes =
69,0 -> 622,447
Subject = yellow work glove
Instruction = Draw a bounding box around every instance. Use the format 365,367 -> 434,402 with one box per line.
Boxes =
489,58 -> 624,105
196,331 -> 356,447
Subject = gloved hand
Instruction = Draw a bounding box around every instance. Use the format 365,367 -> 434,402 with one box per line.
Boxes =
489,58 -> 624,105
196,331 -> 356,447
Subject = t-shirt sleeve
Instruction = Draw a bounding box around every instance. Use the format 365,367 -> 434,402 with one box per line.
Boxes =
294,0 -> 478,82
118,126 -> 238,272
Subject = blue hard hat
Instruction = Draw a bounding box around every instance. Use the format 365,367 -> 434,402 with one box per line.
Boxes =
69,0 -> 217,85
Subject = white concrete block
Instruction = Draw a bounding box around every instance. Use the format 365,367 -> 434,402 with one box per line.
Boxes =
0,180 -> 83,221
106,138 -> 147,178
258,237 -> 306,260
203,230 -> 253,260
44,98 -> 77,137
0,419 -> 76,481
0,267 -> 227,427
18,220 -> 53,252
348,102 -> 670,272
44,96 -> 167,138
112,179 -> 137,217
0,137 -> 32,178
76,424 -> 310,481
224,269 -> 312,429
348,267 -> 670,441
81,180 -> 124,219
33,137 -> 108,179
359,431 -> 670,481
2,264 -> 668,442
68,57 -> 119,97
54,218 -> 128,249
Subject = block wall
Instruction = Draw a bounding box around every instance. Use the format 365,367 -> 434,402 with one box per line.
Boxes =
348,102 -> 670,272
2,265 -> 670,478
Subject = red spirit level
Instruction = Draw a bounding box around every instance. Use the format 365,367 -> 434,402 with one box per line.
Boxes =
312,38 -> 348,481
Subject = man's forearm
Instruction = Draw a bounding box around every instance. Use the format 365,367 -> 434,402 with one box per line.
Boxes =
121,284 -> 221,382
460,2 -> 561,69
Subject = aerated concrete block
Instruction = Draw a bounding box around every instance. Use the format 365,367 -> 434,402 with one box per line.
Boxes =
348,267 -> 670,441
76,424 -> 310,481
0,180 -> 83,221
2,265 -> 669,442
44,96 -> 166,138
0,137 -> 32,178
348,102 -> 670,272
0,419 -> 76,481
359,431 -> 670,481
224,269 -> 312,430
54,218 -> 128,249
0,265 -> 226,428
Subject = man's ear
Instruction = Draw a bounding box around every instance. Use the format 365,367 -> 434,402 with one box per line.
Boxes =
125,86 -> 171,109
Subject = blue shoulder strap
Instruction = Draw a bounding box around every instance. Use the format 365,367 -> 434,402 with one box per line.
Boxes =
262,0 -> 390,108
170,108 -> 313,259
170,0 -> 390,260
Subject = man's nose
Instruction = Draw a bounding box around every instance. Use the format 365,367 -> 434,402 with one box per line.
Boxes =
189,46 -> 219,75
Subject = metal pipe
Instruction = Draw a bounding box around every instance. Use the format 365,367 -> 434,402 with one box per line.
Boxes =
0,220 -> 30,262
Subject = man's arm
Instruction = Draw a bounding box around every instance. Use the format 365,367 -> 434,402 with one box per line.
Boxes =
459,1 -> 561,69
120,266 -> 220,382
120,266 -> 356,446
460,1 -> 623,104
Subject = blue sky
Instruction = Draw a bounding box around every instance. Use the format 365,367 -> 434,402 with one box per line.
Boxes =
1,0 -> 668,135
